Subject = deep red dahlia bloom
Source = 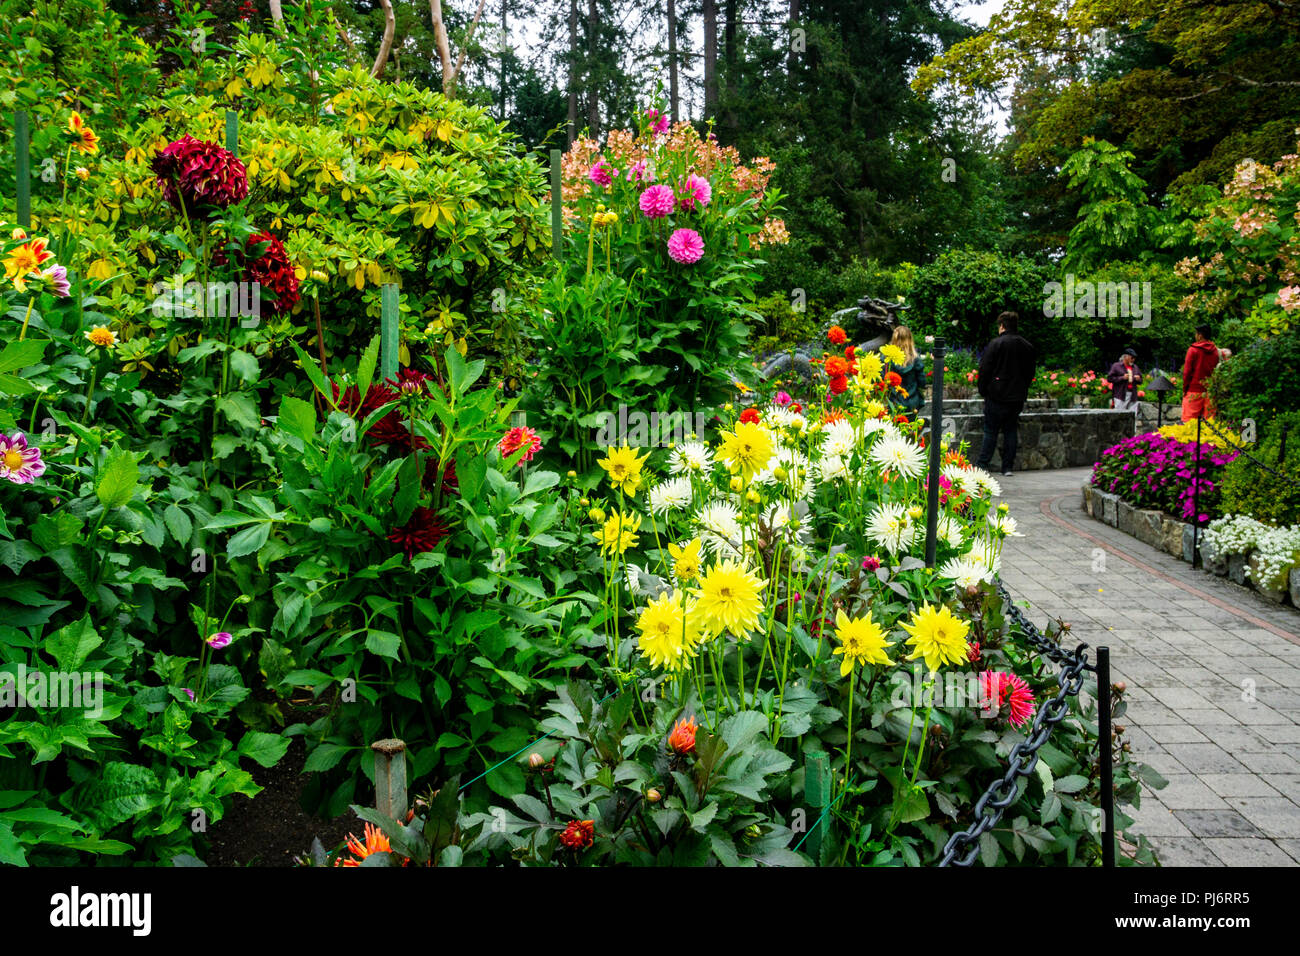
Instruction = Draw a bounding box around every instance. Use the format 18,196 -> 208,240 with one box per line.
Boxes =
739,407 -> 761,425
558,819 -> 595,850
245,231 -> 301,316
152,136 -> 249,213
386,507 -> 451,560
828,375 -> 848,395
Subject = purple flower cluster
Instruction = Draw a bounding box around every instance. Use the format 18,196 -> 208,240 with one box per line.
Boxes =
1091,433 -> 1239,524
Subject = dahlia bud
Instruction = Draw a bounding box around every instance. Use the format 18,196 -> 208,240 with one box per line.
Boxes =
589,508 -> 605,522
724,403 -> 734,412
528,753 -> 546,769
579,497 -> 590,507
773,466 -> 788,482
1113,681 -> 1127,694
729,476 -> 744,493
745,489 -> 761,504
645,788 -> 662,803
566,470 -> 577,479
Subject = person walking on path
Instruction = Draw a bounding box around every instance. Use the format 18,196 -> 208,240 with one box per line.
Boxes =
886,326 -> 926,415
1182,324 -> 1220,422
975,311 -> 1036,476
1107,347 -> 1142,412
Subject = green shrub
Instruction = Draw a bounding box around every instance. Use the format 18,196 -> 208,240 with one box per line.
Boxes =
1208,327 -> 1300,424
1219,412 -> 1300,526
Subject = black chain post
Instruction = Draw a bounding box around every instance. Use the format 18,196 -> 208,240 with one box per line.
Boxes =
1097,646 -> 1115,867
938,584 -> 1100,867
925,337 -> 945,567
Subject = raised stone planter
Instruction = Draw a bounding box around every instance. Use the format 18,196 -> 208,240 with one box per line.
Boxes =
1200,534 -> 1227,575
943,407 -> 1135,471
1248,553 -> 1290,604
1292,568 -> 1300,608
1227,553 -> 1248,586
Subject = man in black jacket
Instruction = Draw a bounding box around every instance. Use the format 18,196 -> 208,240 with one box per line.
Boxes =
975,311 -> 1036,476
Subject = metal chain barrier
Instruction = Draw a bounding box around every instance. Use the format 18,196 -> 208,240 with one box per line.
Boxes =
937,585 -> 1097,867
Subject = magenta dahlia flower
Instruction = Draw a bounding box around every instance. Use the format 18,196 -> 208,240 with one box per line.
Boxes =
625,159 -> 649,184
639,184 -> 675,219
0,432 -> 46,484
678,173 -> 712,211
588,158 -> 615,187
152,136 -> 249,213
206,632 -> 233,649
774,391 -> 792,407
666,228 -> 704,265
646,108 -> 670,136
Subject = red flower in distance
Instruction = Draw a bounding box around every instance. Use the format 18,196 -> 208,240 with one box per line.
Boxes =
828,375 -> 848,395
739,407 -> 761,424
827,325 -> 847,345
498,426 -> 542,464
245,231 -> 301,316
152,136 -> 249,213
887,371 -> 903,388
386,507 -> 451,560
668,716 -> 698,755
824,356 -> 849,378
559,819 -> 595,850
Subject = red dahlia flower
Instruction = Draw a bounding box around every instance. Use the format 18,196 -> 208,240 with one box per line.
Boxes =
824,356 -> 849,378
386,507 -> 451,560
558,819 -> 595,850
152,136 -> 249,213
245,231 -> 301,315
739,407 -> 761,424
828,325 -> 847,345
498,426 -> 542,464
828,375 -> 848,395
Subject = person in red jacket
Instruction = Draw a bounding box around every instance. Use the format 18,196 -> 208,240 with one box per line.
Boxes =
1181,324 -> 1219,422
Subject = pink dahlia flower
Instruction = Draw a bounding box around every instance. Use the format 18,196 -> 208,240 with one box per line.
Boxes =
498,426 -> 542,464
588,159 -> 615,187
667,228 -> 704,265
677,173 -> 712,211
639,184 -> 675,219
152,136 -> 249,213
625,159 -> 649,183
41,264 -> 71,297
206,632 -> 233,649
774,391 -> 792,407
646,108 -> 670,136
0,432 -> 46,484
979,671 -> 1036,728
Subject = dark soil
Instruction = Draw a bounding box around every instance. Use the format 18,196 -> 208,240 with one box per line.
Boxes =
204,702 -> 356,867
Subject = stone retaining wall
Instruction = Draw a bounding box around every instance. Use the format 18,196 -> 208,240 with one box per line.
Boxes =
941,408 -> 1137,470
1081,483 -> 1300,609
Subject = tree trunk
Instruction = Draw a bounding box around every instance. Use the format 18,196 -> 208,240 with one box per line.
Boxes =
703,0 -> 718,118
723,0 -> 737,138
586,0 -> 600,135
567,0 -> 578,143
430,0 -> 455,91
667,0 -> 679,121
788,0 -> 799,77
500,0 -> 508,118
371,0 -> 396,78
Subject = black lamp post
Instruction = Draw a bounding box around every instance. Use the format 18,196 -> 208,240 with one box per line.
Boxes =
1148,369 -> 1175,428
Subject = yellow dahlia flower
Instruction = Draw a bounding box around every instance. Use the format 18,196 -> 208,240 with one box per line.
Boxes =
901,603 -> 971,673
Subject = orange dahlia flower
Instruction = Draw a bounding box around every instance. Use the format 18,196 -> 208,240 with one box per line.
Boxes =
335,823 -> 393,866
668,716 -> 698,755
827,325 -> 847,345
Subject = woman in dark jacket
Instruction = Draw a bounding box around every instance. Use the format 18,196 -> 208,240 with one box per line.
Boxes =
1106,347 -> 1142,411
887,326 -> 926,414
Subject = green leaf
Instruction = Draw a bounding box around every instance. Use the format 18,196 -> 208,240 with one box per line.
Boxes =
31,512 -> 84,552
216,392 -> 261,430
278,395 -> 317,443
238,731 -> 291,769
44,616 -> 101,671
1055,774 -> 1089,795
365,630 -> 401,660
303,743 -> 351,773
292,343 -> 333,402
356,334 -> 381,401
979,830 -> 1000,867
66,762 -> 163,831
393,455 -> 420,525
226,522 -> 271,558
95,447 -> 139,509
162,504 -> 193,547
0,339 -> 46,374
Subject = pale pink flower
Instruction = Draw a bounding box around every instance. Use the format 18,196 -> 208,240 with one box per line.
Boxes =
667,228 -> 704,265
1278,285 -> 1300,313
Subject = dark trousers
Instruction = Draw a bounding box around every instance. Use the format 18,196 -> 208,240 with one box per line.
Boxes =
976,399 -> 1024,471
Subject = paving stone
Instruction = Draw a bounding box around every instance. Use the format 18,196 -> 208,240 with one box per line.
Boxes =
1202,838 -> 1296,866
1148,836 -> 1225,867
1235,750 -> 1300,774
1163,743 -> 1247,773
1127,800 -> 1192,837
1199,774 -> 1281,798
1173,707 -> 1239,727
1256,724 -> 1300,744
1275,839 -> 1300,864
1264,775 -> 1300,801
1150,686 -> 1215,709
1144,724 -> 1207,744
1157,774 -> 1228,810
1172,809 -> 1264,838
1225,798 -> 1300,838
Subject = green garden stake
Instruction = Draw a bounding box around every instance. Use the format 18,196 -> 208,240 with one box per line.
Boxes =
804,749 -> 831,862
371,738 -> 407,821
550,148 -> 562,259
225,110 -> 239,158
380,283 -> 400,382
14,111 -> 31,229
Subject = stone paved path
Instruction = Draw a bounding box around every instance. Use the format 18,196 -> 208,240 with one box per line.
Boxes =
997,467 -> 1300,867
